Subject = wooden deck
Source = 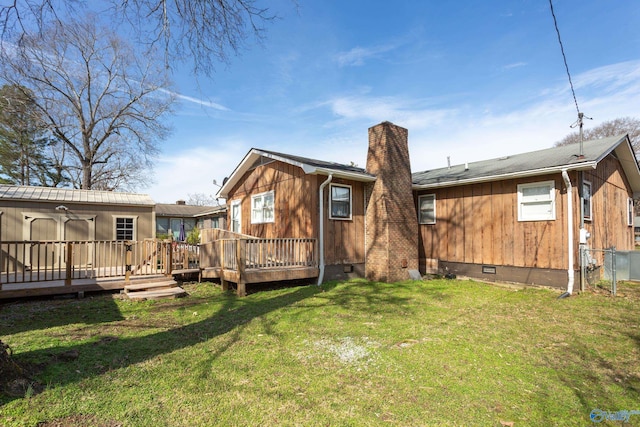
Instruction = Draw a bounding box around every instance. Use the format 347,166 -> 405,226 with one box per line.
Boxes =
0,234 -> 319,298
199,233 -> 319,296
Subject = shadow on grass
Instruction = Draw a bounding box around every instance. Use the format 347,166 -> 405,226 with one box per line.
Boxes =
1,284 -> 323,406
0,295 -> 125,335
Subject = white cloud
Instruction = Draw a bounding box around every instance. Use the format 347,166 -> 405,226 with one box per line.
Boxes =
334,43 -> 399,67
144,144 -> 247,203
161,88 -> 230,111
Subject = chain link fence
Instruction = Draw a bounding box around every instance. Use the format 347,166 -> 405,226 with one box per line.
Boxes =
580,246 -> 617,295
580,246 -> 640,296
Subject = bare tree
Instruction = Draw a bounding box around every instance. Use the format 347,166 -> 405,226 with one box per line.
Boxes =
187,192 -> 218,206
0,0 -> 276,77
0,14 -> 175,190
555,117 -> 640,154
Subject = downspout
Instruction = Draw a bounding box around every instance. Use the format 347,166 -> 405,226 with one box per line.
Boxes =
317,174 -> 333,286
559,169 -> 574,298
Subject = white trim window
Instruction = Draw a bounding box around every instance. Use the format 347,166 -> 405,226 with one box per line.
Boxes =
628,198 -> 634,227
251,191 -> 275,224
231,200 -> 241,233
329,184 -> 352,220
582,180 -> 592,221
517,180 -> 556,221
114,216 -> 137,241
418,194 -> 436,224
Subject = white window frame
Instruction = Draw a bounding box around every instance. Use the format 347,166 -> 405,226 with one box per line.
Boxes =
230,199 -> 241,234
113,215 -> 137,241
418,194 -> 436,224
251,191 -> 275,224
628,198 -> 634,227
329,184 -> 352,220
517,180 -> 556,221
582,180 -> 592,222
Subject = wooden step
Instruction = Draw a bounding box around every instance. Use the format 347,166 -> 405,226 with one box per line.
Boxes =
124,279 -> 177,293
171,268 -> 200,276
126,286 -> 187,300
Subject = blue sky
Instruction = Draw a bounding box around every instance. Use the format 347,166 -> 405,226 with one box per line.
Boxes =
145,0 -> 640,204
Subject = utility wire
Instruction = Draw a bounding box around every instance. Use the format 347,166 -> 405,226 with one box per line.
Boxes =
548,0 -> 580,116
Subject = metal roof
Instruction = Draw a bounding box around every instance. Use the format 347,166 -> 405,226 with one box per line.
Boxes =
412,135 -> 640,194
217,148 -> 375,199
0,185 -> 155,206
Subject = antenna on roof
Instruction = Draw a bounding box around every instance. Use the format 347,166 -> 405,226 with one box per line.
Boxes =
549,0 -> 591,158
570,112 -> 593,158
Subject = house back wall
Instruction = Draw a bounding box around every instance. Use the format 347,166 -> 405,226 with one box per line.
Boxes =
225,160 -> 367,267
417,174 -> 569,280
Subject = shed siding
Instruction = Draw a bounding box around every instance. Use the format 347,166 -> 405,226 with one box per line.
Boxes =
0,200 -> 154,241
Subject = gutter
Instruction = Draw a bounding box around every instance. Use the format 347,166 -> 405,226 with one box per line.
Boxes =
317,174 -> 333,286
412,162 -> 598,191
559,169 -> 574,298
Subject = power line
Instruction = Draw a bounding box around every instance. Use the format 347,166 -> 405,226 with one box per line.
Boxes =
548,0 -> 580,116
549,0 -> 591,155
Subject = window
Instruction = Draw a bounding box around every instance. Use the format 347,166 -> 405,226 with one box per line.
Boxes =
251,191 -> 275,224
418,194 -> 436,224
330,184 -> 352,220
114,216 -> 135,240
628,198 -> 634,226
517,181 -> 556,221
156,217 -> 169,235
582,181 -> 592,221
231,200 -> 241,233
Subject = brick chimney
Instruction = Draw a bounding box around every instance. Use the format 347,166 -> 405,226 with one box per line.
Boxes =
365,122 -> 419,282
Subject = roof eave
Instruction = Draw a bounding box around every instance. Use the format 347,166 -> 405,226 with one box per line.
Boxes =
217,149 -> 375,199
311,167 -> 376,182
412,162 -> 598,190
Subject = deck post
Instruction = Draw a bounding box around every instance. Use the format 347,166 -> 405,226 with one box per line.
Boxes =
166,241 -> 173,276
237,239 -> 246,296
65,242 -> 73,286
237,281 -> 246,297
125,242 -> 132,284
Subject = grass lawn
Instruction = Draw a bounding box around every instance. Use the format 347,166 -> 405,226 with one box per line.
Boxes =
1,278 -> 639,426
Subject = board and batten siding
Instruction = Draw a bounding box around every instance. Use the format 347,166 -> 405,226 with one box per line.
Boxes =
225,159 -> 366,266
582,155 -> 635,252
417,152 -> 636,279
417,173 -> 570,271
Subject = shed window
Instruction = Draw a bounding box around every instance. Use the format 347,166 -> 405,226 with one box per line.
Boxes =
251,191 -> 275,224
628,198 -> 634,226
330,184 -> 352,220
582,181 -> 592,221
419,194 -> 436,224
517,181 -> 556,221
115,216 -> 136,241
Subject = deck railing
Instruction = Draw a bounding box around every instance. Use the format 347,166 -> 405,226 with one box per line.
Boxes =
0,239 -> 173,286
200,237 -> 317,272
0,235 -> 318,295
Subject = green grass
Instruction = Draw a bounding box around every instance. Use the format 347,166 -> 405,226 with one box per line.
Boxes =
1,279 -> 640,426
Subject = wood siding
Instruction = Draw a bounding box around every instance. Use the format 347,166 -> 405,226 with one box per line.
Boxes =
582,155 -> 635,251
225,160 -> 366,266
418,173 -> 569,271
418,153 -> 636,274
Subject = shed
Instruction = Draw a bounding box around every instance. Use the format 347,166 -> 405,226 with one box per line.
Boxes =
0,185 -> 156,242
